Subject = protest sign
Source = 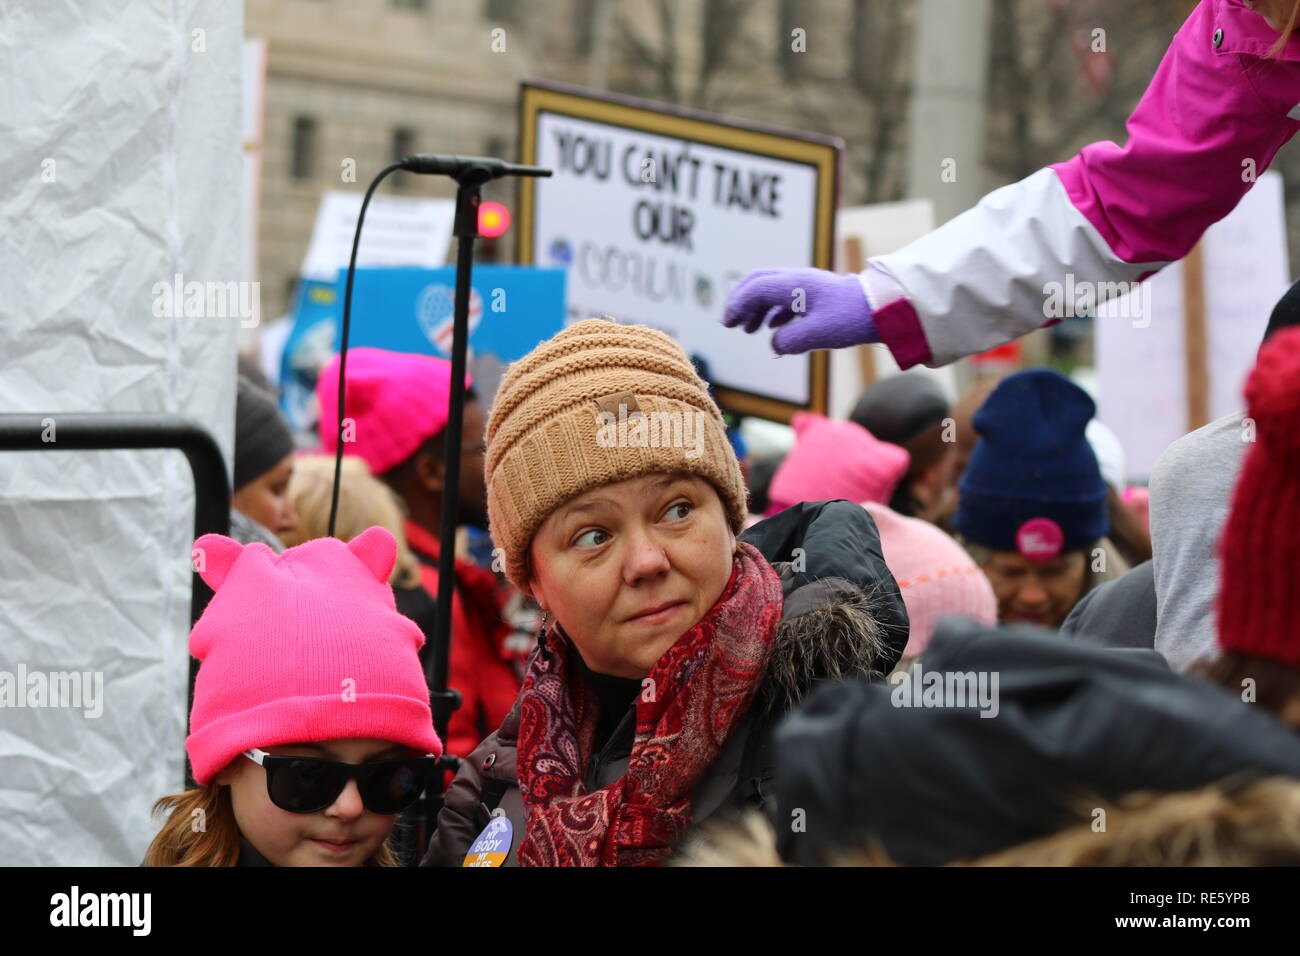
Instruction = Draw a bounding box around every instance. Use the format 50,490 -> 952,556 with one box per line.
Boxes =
518,81 -> 840,421
341,265 -> 566,406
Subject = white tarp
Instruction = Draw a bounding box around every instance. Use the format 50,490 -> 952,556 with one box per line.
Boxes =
0,1 -> 241,865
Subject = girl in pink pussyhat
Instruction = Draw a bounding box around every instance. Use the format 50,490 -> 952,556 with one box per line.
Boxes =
143,526 -> 442,866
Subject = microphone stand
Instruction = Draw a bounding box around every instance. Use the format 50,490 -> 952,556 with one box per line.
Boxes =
419,155 -> 550,862
327,154 -> 549,863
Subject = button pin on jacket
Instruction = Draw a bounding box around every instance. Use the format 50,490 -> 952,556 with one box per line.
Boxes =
463,814 -> 513,867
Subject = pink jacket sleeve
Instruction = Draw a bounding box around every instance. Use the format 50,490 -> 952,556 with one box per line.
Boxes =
864,0 -> 1300,369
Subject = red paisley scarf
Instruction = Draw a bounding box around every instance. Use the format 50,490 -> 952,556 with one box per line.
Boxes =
515,541 -> 784,867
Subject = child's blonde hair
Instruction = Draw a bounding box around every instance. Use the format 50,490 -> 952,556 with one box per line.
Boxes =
281,454 -> 423,589
142,785 -> 241,866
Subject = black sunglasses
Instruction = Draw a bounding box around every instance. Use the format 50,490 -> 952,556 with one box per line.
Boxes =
243,748 -> 437,815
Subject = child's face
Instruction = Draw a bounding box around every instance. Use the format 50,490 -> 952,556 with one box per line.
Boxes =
232,453 -> 298,538
217,737 -> 408,866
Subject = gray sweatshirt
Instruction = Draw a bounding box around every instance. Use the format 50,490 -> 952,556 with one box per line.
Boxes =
1149,411 -> 1247,672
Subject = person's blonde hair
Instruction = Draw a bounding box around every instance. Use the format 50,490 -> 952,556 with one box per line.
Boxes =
142,780 -> 401,867
1268,0 -> 1300,57
281,454 -> 423,589
965,778 -> 1300,866
679,777 -> 1300,867
142,784 -> 241,866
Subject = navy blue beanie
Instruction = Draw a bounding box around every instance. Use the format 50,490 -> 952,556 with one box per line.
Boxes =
954,369 -> 1108,557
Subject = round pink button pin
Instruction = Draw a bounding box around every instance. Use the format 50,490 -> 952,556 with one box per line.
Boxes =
1016,517 -> 1064,561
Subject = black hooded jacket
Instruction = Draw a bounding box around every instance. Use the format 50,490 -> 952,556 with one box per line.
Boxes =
772,618 -> 1300,866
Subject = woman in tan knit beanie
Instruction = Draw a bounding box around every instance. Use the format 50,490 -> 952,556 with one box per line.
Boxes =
423,318 -> 909,868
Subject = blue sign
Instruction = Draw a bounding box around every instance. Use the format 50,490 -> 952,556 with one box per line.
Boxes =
279,278 -> 341,436
276,265 -> 566,440
338,265 -> 566,367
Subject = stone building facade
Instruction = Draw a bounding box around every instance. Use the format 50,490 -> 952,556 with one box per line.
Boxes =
245,0 -> 917,318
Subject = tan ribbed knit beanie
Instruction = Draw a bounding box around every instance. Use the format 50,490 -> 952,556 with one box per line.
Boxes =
486,318 -> 748,591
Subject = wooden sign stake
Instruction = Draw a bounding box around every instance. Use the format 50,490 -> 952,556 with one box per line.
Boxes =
1181,243 -> 1209,432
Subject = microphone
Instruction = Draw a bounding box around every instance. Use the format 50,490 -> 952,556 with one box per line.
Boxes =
398,153 -> 551,180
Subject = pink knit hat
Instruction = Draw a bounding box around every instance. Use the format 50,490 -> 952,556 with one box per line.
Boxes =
185,526 -> 442,785
766,413 -> 910,516
316,347 -> 471,476
864,501 -> 997,658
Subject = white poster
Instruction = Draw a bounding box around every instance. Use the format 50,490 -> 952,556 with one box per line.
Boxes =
530,109 -> 827,408
301,190 -> 455,281
1202,172 -> 1290,417
1097,171 -> 1287,479
833,199 -> 957,419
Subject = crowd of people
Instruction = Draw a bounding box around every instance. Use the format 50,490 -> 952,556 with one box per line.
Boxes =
140,0 -> 1300,866
143,296 -> 1300,867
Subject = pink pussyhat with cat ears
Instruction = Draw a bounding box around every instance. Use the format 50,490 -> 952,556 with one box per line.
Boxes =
185,526 -> 442,785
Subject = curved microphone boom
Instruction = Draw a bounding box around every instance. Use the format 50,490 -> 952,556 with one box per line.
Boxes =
399,153 -> 551,180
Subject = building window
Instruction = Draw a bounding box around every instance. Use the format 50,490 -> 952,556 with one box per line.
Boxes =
291,115 -> 316,180
486,0 -> 517,24
574,0 -> 597,54
391,126 -> 416,188
778,0 -> 806,79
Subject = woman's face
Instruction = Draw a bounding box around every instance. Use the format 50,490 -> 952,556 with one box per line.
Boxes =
216,737 -> 405,866
528,473 -> 736,679
232,453 -> 298,537
980,548 -> 1087,628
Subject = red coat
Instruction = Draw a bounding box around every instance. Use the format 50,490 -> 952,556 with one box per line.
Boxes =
404,520 -> 520,763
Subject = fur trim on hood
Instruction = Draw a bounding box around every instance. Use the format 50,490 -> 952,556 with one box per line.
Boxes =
753,573 -> 894,719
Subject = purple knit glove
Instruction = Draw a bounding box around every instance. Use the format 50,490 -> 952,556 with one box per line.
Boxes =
722,268 -> 879,354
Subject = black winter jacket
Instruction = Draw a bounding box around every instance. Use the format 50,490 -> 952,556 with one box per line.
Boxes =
773,618 -> 1300,866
